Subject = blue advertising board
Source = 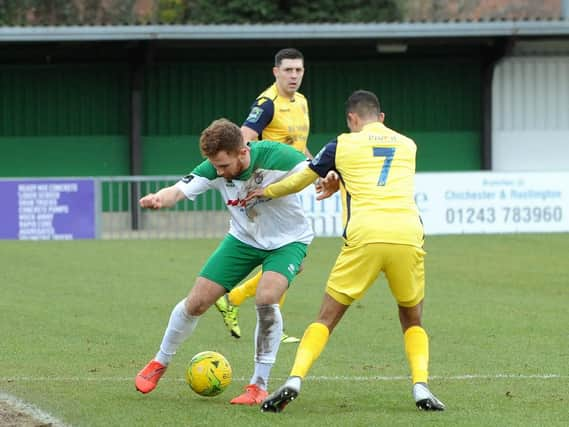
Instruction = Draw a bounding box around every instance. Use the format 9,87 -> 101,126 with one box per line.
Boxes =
0,179 -> 96,240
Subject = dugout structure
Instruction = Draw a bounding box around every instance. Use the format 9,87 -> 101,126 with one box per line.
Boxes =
1,21 -> 568,179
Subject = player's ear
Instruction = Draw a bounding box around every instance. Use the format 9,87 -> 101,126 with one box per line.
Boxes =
346,112 -> 357,131
272,66 -> 279,78
379,112 -> 385,123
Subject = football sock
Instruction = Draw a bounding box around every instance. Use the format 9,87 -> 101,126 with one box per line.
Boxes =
404,325 -> 429,384
250,304 -> 283,390
279,290 -> 287,307
251,363 -> 272,390
155,299 -> 199,366
290,322 -> 330,378
285,376 -> 302,392
228,270 -> 262,306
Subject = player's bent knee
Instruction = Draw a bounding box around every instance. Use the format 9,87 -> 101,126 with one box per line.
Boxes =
186,298 -> 210,316
398,301 -> 424,330
315,293 -> 350,333
325,287 -> 351,305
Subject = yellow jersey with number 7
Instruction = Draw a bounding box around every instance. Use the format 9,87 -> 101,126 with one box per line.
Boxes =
311,122 -> 423,247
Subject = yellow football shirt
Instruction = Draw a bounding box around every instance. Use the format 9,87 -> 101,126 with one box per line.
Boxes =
264,121 -> 423,247
243,83 -> 310,153
332,122 -> 423,247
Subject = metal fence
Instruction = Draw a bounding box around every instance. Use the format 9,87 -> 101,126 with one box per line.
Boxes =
6,172 -> 569,240
99,176 -> 230,239
1,175 -> 343,240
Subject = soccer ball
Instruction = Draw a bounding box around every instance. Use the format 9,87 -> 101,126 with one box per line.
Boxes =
185,351 -> 232,397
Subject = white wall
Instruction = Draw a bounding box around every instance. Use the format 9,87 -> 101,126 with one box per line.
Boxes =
492,56 -> 569,171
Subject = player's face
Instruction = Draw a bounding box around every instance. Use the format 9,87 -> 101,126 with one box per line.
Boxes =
209,148 -> 250,180
273,58 -> 304,98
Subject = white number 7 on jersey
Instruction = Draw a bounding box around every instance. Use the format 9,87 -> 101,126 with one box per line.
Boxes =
373,147 -> 396,186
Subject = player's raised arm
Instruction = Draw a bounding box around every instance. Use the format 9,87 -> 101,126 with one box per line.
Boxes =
245,166 -> 319,202
241,125 -> 260,143
139,185 -> 185,209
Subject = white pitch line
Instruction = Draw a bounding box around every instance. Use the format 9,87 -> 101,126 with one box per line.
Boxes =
0,373 -> 565,383
309,374 -> 566,381
0,374 -> 563,426
0,392 -> 70,427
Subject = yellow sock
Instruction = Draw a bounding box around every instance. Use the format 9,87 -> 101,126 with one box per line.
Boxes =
404,325 -> 429,384
228,270 -> 262,306
290,322 -> 330,378
279,291 -> 287,307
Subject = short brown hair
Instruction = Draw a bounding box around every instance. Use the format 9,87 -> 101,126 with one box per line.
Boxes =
199,118 -> 244,157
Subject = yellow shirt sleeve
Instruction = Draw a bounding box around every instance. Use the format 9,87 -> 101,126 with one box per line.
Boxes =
263,167 -> 319,198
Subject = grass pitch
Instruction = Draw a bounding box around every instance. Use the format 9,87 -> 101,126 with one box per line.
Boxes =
1,234 -> 568,426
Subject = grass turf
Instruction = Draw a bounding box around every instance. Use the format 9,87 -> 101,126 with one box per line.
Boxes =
1,234 -> 568,426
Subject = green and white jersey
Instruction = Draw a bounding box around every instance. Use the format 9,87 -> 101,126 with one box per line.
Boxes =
175,141 -> 314,250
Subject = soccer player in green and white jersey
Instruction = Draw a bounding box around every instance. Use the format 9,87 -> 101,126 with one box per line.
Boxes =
214,47 -> 311,344
135,118 -> 314,405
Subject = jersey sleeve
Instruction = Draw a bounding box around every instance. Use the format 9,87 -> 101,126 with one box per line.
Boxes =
174,160 -> 217,200
242,97 -> 275,135
263,165 -> 319,199
308,139 -> 337,177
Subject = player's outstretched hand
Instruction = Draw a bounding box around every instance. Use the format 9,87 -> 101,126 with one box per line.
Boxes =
244,188 -> 265,202
139,193 -> 162,209
316,170 -> 340,200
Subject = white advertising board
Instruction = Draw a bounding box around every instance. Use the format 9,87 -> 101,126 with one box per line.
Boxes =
301,171 -> 569,237
298,184 -> 344,237
415,172 -> 569,235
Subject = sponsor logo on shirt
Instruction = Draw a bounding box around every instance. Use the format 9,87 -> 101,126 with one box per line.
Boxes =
182,174 -> 194,183
283,136 -> 295,145
226,198 -> 247,207
254,171 -> 264,184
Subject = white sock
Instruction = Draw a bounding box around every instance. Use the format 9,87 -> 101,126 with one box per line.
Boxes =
285,376 -> 302,392
252,363 -> 272,390
155,299 -> 199,366
249,304 -> 282,390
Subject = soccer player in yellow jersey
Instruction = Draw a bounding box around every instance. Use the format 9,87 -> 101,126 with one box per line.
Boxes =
215,48 -> 311,344
246,90 -> 446,412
